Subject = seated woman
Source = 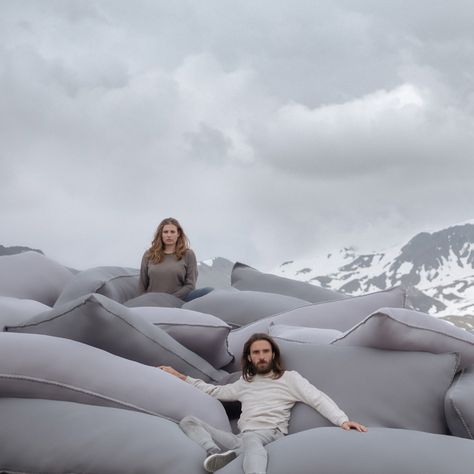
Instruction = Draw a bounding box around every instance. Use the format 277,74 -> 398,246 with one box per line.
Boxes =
139,217 -> 212,302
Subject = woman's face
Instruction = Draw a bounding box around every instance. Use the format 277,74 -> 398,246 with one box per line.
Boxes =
161,224 -> 179,247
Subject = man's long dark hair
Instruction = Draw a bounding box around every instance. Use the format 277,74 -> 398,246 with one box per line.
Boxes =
241,333 -> 285,382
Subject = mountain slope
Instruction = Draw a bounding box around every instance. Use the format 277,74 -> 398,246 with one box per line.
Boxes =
275,222 -> 474,318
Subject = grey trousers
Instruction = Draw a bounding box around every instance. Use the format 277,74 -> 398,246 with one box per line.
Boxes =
179,415 -> 284,474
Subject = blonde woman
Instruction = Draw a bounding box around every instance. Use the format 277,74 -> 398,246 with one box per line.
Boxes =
139,218 -> 211,301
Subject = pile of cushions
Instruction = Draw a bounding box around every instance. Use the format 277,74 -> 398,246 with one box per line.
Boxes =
0,253 -> 473,473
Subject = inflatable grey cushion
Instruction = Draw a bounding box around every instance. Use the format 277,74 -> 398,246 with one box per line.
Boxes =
0,296 -> 50,330
332,307 -> 474,369
129,306 -> 233,368
6,293 -> 224,382
55,266 -> 140,306
277,341 -> 458,435
445,365 -> 474,439
125,291 -> 184,308
183,289 -> 309,328
0,332 -> 230,430
220,427 -> 474,474
226,287 -> 407,371
231,262 -> 345,303
269,323 -> 342,344
0,398 -> 208,474
0,251 -> 74,306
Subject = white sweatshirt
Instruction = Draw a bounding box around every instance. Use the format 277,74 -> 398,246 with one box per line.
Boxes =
186,370 -> 349,434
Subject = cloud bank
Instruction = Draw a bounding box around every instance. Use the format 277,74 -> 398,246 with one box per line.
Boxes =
1,1 -> 473,269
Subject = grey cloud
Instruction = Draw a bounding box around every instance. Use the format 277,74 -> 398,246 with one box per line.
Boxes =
1,1 -> 474,270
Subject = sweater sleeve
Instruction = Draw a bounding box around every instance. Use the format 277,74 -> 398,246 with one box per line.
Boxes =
288,371 -> 349,426
173,249 -> 198,299
186,376 -> 241,401
138,252 -> 149,294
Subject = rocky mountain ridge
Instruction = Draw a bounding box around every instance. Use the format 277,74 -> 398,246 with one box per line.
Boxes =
274,221 -> 474,324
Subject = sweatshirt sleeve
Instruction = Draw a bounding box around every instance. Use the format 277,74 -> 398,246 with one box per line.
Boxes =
173,249 -> 198,299
138,252 -> 149,294
288,371 -> 349,426
186,376 -> 241,401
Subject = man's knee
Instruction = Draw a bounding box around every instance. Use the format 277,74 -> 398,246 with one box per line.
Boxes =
179,415 -> 201,429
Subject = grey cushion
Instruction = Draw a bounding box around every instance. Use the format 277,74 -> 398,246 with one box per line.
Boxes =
0,332 -> 230,430
220,427 -> 474,474
183,289 -> 309,328
231,262 -> 345,303
125,291 -> 184,308
129,306 -> 234,368
445,365 -> 474,439
55,266 -> 140,306
277,341 -> 458,435
0,296 -> 50,330
269,323 -> 342,344
0,251 -> 74,306
6,293 -> 225,382
332,307 -> 474,369
226,287 -> 407,371
0,398 -> 208,474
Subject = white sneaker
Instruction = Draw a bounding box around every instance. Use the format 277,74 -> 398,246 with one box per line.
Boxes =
203,450 -> 237,472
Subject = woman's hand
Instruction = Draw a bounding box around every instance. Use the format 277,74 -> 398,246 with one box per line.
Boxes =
159,365 -> 187,381
340,421 -> 368,432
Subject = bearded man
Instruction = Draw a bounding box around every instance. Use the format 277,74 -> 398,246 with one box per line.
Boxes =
160,333 -> 367,474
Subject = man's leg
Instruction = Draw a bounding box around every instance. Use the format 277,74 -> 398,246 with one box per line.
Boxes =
179,415 -> 241,454
241,429 -> 284,474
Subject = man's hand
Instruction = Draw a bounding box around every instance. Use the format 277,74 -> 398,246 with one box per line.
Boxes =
159,365 -> 187,381
340,421 -> 368,432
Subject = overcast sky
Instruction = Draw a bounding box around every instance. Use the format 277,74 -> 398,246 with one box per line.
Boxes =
1,0 -> 474,271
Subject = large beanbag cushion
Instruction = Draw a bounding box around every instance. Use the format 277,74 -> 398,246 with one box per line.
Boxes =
0,296 -> 50,330
0,251 -> 74,306
6,293 -> 224,382
125,291 -> 184,308
226,287 -> 407,371
231,262 -> 345,303
129,306 -> 234,368
269,323 -> 342,344
220,427 -> 474,474
183,289 -> 309,328
277,341 -> 458,435
332,307 -> 474,369
54,266 -> 140,306
445,365 -> 474,439
0,332 -> 230,430
0,398 -> 208,474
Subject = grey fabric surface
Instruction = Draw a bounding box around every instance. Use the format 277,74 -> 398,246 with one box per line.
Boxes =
183,288 -> 310,328
269,323 -> 342,344
225,287 -> 407,371
219,427 -> 474,474
0,398 -> 208,474
445,365 -> 474,439
54,266 -> 140,306
0,332 -> 231,430
332,307 -> 474,369
124,291 -> 184,308
0,296 -> 50,330
129,306 -> 234,368
6,293 -> 225,382
277,341 -> 458,435
231,262 -> 346,303
0,251 -> 74,306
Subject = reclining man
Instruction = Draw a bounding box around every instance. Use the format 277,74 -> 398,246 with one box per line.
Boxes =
160,333 -> 367,474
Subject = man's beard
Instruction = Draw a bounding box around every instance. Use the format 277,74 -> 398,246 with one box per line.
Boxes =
253,360 -> 273,375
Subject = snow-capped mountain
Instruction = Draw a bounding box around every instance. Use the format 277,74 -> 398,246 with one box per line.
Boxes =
275,221 -> 474,323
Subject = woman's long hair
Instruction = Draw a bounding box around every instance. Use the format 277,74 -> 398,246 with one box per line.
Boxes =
241,333 -> 285,382
146,217 -> 190,264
